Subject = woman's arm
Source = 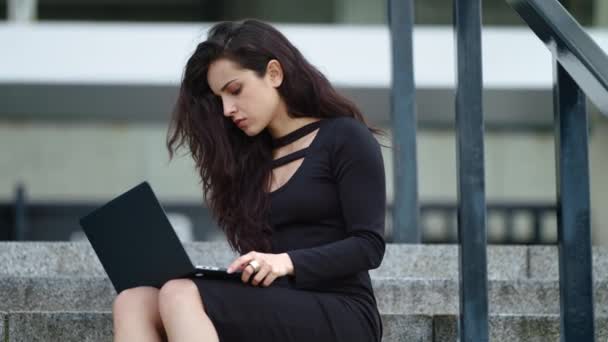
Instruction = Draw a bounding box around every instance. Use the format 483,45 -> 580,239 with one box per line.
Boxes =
286,117 -> 386,289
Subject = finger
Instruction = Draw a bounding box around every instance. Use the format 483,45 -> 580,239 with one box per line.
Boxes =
228,252 -> 255,273
251,264 -> 271,287
241,263 -> 256,284
261,271 -> 278,287
228,252 -> 253,272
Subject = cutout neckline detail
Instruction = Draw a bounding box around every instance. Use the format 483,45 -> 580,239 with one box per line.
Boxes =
271,120 -> 322,149
269,119 -> 325,195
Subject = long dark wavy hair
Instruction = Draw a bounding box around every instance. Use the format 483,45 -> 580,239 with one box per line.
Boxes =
167,19 -> 386,254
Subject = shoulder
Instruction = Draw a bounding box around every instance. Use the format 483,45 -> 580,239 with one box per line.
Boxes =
325,116 -> 382,167
326,116 -> 384,177
329,116 -> 369,132
328,116 -> 378,148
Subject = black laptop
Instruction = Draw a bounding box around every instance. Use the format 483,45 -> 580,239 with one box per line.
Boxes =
79,181 -> 242,293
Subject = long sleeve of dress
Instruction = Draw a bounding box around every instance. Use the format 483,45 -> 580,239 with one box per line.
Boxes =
286,118 -> 386,290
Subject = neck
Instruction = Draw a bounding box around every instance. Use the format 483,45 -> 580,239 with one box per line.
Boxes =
267,112 -> 320,140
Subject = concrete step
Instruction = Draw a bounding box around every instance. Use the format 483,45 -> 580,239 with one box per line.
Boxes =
373,278 -> 608,316
0,276 -> 606,317
1,241 -> 607,280
430,314 -> 608,342
1,311 -> 606,342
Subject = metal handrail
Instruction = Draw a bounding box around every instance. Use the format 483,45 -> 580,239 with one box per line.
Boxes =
507,0 -> 598,340
507,0 -> 608,116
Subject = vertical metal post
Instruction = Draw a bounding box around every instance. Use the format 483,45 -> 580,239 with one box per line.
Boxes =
454,0 -> 489,340
504,209 -> 515,243
388,0 -> 420,243
532,211 -> 542,244
8,0 -> 37,23
14,183 -> 27,241
553,60 -> 595,341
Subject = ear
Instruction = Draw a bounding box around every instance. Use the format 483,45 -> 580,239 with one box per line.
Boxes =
266,59 -> 284,88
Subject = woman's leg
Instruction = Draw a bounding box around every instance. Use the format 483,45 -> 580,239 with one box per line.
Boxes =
112,286 -> 167,342
158,279 -> 220,342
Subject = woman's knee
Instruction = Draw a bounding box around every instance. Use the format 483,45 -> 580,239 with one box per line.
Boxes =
113,286 -> 160,319
158,279 -> 205,314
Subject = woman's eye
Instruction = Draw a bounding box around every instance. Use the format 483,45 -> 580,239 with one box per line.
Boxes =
232,87 -> 242,95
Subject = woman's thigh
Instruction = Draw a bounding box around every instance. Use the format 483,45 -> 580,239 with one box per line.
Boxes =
112,286 -> 163,328
192,278 -> 376,342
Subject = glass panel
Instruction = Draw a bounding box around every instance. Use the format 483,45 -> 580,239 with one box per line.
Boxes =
415,0 -> 594,26
37,0 -> 333,23
0,0 -> 6,20
6,0 -> 598,26
29,0 -> 600,26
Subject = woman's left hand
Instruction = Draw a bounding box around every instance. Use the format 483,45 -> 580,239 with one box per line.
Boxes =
226,251 -> 294,287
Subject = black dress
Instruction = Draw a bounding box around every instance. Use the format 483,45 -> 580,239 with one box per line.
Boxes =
192,116 -> 387,342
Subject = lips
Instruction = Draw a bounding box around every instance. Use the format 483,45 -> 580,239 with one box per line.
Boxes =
234,118 -> 247,127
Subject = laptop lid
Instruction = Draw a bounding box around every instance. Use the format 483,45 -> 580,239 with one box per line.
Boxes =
80,181 -> 196,293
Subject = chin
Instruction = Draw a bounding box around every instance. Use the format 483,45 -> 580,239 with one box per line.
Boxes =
242,126 -> 259,137
244,124 -> 267,137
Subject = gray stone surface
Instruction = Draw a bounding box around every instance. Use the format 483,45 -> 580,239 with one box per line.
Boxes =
374,278 -> 608,316
4,311 -> 432,342
374,278 -> 458,315
3,311 -> 607,341
529,245 -> 608,280
2,276 -> 606,317
370,244 -> 528,280
433,314 -> 608,341
381,314 -> 433,342
1,312 -> 6,342
3,311 -> 432,342
433,315 -> 458,341
3,242 -> 608,341
7,312 -> 112,342
0,242 -> 105,277
7,242 -> 608,281
0,277 -> 114,312
0,241 -> 238,278
0,242 -> 532,279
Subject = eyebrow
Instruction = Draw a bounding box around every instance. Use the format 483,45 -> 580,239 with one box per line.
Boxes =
220,79 -> 238,93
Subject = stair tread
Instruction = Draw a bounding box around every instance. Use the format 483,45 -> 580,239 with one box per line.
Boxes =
1,311 -> 606,342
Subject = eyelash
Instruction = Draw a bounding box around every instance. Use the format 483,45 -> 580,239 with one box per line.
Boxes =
231,87 -> 241,96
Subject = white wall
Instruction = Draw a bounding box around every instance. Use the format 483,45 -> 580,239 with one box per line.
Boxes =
590,117 -> 608,245
2,118 -> 606,244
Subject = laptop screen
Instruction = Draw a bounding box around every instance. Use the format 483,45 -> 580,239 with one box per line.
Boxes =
80,181 -> 195,293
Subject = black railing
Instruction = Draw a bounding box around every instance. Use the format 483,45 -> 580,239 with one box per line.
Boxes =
507,0 -> 608,114
389,0 -> 606,340
389,0 -> 490,338
388,0 -> 420,243
505,0 -> 608,340
452,0 -> 490,339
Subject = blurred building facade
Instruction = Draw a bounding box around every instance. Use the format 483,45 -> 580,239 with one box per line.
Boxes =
1,0 -> 607,245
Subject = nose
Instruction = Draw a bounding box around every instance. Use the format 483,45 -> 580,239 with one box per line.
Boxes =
222,97 -> 236,117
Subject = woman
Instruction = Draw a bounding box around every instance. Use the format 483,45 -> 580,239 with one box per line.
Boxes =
112,19 -> 387,342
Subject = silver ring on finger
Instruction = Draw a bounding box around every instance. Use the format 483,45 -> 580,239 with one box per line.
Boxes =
247,259 -> 261,274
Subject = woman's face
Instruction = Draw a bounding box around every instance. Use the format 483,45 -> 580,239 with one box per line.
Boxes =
207,58 -> 284,136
